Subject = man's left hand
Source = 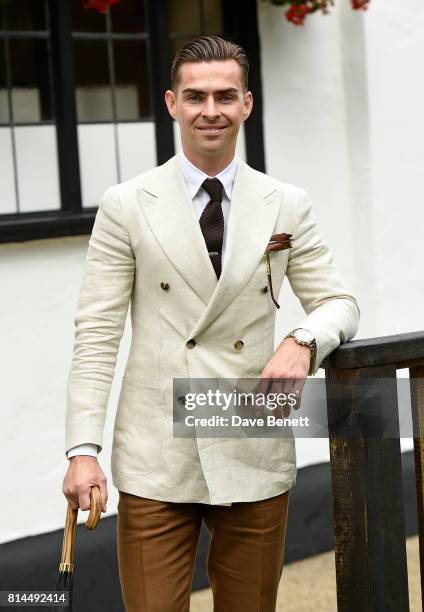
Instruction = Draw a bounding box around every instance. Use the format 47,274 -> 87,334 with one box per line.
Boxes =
254,337 -> 310,418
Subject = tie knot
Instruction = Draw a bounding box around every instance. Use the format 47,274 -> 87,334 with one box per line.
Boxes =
202,178 -> 223,203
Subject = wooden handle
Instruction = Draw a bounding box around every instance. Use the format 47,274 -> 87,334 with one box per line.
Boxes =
85,485 -> 102,530
59,505 -> 78,571
59,486 -> 102,571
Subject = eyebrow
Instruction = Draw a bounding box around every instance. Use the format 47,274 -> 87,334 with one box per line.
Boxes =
181,87 -> 239,95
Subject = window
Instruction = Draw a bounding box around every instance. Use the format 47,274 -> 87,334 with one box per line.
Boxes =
71,0 -> 153,205
0,0 -> 263,243
168,0 -> 223,57
0,0 -> 56,218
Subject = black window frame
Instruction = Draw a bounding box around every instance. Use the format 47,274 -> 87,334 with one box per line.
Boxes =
0,0 -> 265,244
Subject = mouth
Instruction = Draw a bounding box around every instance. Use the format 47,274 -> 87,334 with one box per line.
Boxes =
197,126 -> 228,136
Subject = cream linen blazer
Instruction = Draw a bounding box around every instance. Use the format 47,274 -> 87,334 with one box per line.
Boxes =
65,155 -> 360,504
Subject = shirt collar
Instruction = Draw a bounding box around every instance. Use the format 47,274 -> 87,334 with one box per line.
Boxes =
178,149 -> 238,200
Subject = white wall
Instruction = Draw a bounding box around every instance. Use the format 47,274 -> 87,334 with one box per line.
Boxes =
1,0 -> 423,543
363,0 -> 424,334
259,0 -> 424,466
0,237 -> 126,543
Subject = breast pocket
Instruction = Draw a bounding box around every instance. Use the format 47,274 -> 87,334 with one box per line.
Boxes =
112,379 -> 165,475
240,253 -> 289,316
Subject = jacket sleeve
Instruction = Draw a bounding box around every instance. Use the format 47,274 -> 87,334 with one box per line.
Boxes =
285,188 -> 360,375
65,186 -> 135,454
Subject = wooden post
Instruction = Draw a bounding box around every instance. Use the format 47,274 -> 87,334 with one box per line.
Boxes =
410,365 -> 424,600
325,365 -> 410,612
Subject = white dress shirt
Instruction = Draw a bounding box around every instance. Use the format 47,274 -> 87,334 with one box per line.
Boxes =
178,149 -> 238,265
67,151 -> 239,460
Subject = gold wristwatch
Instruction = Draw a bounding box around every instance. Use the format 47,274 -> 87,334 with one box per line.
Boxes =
285,328 -> 317,376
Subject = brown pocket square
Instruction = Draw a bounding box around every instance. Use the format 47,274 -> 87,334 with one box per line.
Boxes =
263,233 -> 293,310
264,233 -> 293,253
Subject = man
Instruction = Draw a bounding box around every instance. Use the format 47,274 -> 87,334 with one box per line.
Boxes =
63,35 -> 359,611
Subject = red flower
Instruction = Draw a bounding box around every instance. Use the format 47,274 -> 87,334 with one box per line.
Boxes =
83,0 -> 121,14
351,0 -> 370,9
286,3 -> 311,26
281,0 -> 369,25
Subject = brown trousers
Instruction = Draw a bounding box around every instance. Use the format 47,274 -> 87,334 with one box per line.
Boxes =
117,489 -> 290,612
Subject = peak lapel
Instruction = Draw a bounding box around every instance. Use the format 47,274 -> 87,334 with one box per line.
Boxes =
189,161 -> 281,339
136,157 -> 217,306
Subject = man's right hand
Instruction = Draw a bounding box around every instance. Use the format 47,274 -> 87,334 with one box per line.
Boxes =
62,456 -> 108,513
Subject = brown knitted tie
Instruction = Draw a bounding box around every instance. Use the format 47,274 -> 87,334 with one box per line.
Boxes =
200,178 -> 224,278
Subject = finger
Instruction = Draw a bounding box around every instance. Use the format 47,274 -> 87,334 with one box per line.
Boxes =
278,375 -> 294,401
67,496 -> 79,510
253,375 -> 266,400
292,376 -> 306,409
269,379 -> 292,430
78,488 -> 91,511
99,482 -> 108,513
254,376 -> 270,417
281,377 -> 295,418
268,379 -> 285,419
62,486 -> 79,510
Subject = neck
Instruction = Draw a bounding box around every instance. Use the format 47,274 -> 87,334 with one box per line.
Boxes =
182,146 -> 235,176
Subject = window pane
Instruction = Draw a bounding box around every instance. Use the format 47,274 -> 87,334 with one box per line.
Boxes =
78,124 -> 117,207
71,2 -> 106,33
15,125 -> 60,212
118,122 -> 155,180
111,0 -> 146,33
9,38 -> 53,123
202,0 -> 223,33
0,127 -> 16,213
168,0 -> 201,34
114,39 -> 151,120
0,42 -> 8,123
1,0 -> 47,31
74,39 -> 112,121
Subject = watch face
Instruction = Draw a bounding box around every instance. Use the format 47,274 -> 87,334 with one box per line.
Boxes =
295,329 -> 315,343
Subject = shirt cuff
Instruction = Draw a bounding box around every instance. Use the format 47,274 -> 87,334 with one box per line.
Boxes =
67,443 -> 98,459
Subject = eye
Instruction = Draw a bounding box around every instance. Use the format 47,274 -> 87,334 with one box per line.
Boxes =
221,95 -> 233,102
187,94 -> 201,101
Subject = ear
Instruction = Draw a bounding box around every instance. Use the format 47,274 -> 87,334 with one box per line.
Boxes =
165,89 -> 177,120
243,91 -> 253,121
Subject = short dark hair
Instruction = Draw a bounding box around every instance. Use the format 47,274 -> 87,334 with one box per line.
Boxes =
171,35 -> 249,91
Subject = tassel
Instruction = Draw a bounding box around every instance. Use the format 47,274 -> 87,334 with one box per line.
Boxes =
265,253 -> 280,309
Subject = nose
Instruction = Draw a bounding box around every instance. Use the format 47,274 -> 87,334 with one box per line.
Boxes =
202,95 -> 220,120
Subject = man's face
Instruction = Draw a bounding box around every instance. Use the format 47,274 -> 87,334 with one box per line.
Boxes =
165,59 -> 253,160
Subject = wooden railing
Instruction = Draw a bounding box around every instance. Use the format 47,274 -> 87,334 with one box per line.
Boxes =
321,331 -> 424,612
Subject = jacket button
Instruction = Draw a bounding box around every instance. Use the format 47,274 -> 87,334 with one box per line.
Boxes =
186,339 -> 196,349
261,286 -> 268,293
178,395 -> 186,405
234,340 -> 244,351
160,282 -> 170,290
